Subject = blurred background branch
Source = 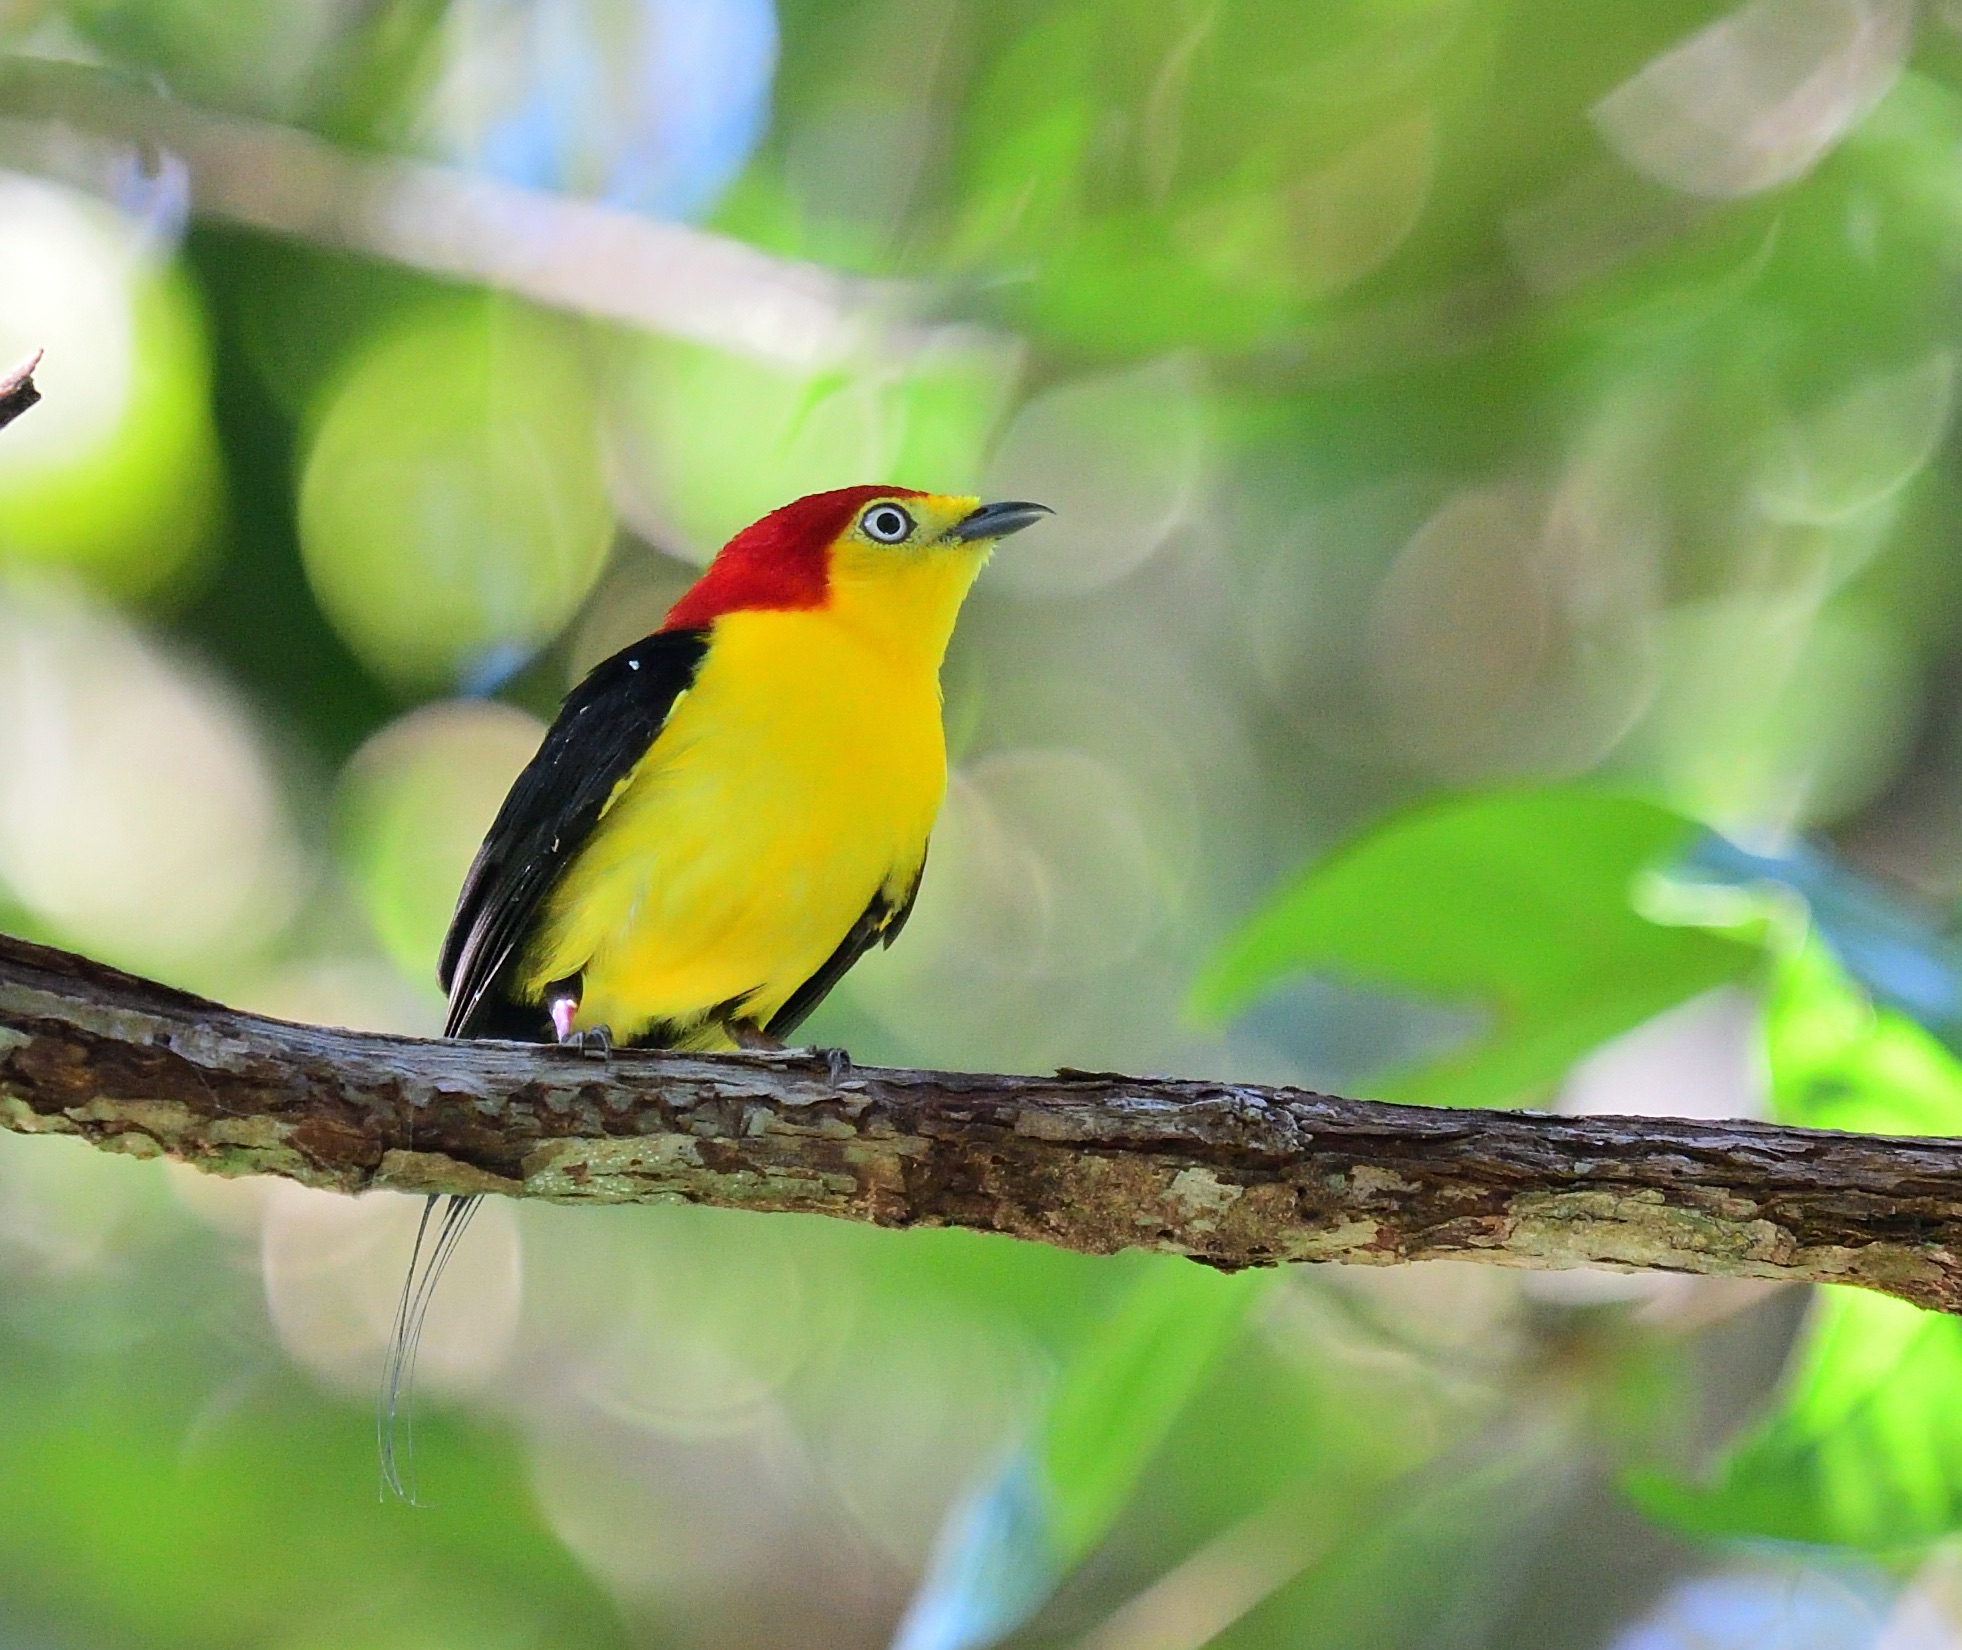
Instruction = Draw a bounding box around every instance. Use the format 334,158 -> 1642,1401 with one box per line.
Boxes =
0,349 -> 40,430
5,927 -> 1960,1312
0,56 -> 976,370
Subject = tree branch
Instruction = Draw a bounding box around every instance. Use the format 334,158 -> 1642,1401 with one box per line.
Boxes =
3,930 -> 1960,1310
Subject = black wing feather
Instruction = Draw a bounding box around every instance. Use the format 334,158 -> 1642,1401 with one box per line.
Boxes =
439,629 -> 710,1039
766,853 -> 926,1041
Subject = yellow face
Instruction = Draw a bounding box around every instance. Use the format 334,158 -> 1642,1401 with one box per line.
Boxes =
829,491 -> 983,579
823,492 -> 1035,667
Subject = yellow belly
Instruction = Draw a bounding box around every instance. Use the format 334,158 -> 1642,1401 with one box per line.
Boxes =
517,606 -> 947,1047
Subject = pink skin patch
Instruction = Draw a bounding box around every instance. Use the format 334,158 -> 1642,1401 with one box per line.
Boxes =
550,996 -> 577,1044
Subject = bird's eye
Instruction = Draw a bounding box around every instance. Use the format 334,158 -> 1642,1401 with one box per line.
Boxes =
860,503 -> 915,544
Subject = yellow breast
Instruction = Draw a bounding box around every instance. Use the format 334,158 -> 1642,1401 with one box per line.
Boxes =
518,602 -> 951,1047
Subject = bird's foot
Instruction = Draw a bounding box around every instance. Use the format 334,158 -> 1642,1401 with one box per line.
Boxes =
546,983 -> 610,1059
773,1042 -> 852,1084
725,1026 -> 850,1080
809,1046 -> 853,1086
553,1016 -> 613,1060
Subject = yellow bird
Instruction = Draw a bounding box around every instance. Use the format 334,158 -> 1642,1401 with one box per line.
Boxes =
382,486 -> 1049,1495
440,485 -> 1050,1050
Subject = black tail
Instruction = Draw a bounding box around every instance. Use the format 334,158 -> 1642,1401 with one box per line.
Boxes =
378,1192 -> 482,1503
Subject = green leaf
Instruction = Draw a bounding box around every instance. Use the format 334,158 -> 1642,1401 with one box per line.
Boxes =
1766,937 -> 1962,1136
1036,1261 -> 1267,1559
1631,945 -> 1962,1550
1628,1289 -> 1962,1551
892,1260 -> 1266,1650
1191,789 -> 1759,1107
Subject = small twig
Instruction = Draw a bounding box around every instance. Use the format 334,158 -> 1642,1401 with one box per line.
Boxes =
0,350 -> 41,432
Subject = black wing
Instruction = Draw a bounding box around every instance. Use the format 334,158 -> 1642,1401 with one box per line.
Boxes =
765,854 -> 926,1041
439,629 -> 710,1039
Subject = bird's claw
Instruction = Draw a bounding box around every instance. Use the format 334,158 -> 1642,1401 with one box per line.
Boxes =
803,1045 -> 853,1085
556,1024 -> 613,1060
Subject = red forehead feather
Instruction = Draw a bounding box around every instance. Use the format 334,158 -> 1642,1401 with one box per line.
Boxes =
660,485 -> 928,631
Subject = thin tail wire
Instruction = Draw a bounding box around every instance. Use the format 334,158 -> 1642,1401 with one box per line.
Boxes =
378,1191 -> 482,1502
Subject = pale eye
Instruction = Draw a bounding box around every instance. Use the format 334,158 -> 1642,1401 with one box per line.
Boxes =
861,503 -> 915,544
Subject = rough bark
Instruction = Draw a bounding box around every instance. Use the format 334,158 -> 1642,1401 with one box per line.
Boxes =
3,931 -> 1961,1309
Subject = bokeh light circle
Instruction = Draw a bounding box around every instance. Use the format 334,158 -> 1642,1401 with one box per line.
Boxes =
337,698 -> 547,986
983,357 -> 1207,599
299,303 -> 614,687
0,174 -> 221,598
261,1185 -> 521,1399
606,335 -> 1017,559
0,578 -> 304,980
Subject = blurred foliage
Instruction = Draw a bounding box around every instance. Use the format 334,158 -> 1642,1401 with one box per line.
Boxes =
610,334 -> 1016,559
335,698 -> 544,983
1037,1268 -> 1266,1561
896,1263 -> 1265,1650
1193,789 -> 1759,1107
10,0 -> 1962,1646
1633,1284 -> 1962,1554
1631,943 -> 1962,1551
0,1135 -> 626,1649
298,297 -> 614,689
0,176 -> 221,596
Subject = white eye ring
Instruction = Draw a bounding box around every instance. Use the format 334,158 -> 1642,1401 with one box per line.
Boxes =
861,503 -> 915,544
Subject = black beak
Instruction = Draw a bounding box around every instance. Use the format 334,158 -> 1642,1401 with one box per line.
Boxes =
948,500 -> 1053,542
